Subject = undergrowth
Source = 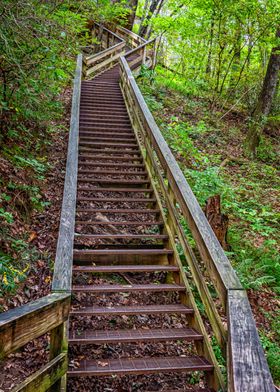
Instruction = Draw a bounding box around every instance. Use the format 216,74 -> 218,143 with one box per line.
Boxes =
138,64 -> 280,383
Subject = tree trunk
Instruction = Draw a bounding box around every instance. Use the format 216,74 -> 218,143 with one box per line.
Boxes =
206,12 -> 215,76
139,0 -> 159,38
228,22 -> 241,97
245,28 -> 280,155
146,0 -> 165,39
205,195 -> 229,251
124,0 -> 139,30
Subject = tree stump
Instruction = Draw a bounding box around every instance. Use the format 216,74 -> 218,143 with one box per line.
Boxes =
205,195 -> 229,250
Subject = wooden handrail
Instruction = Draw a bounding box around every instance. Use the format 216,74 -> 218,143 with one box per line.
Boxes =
85,41 -> 125,64
0,293 -> 70,391
52,54 -> 82,293
116,26 -> 147,44
94,22 -> 123,43
0,293 -> 70,359
119,54 -> 275,391
119,56 -> 241,305
124,38 -> 156,58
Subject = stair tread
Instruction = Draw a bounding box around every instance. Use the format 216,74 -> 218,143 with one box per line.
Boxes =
73,249 -> 173,255
78,169 -> 146,175
71,283 -> 185,292
76,197 -> 156,202
75,220 -> 163,226
77,187 -> 152,192
69,327 -> 203,343
74,234 -> 166,239
72,265 -> 178,273
70,304 -> 193,316
78,179 -> 150,184
76,208 -> 159,213
67,355 -> 213,376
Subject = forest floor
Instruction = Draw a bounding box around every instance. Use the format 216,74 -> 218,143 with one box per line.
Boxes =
0,88 -> 71,389
138,65 -> 280,384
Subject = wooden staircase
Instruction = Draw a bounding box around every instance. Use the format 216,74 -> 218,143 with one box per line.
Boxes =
0,23 -> 275,392
67,63 -> 216,389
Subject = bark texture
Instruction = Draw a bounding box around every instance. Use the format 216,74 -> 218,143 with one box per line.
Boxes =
205,195 -> 229,251
246,28 -> 280,154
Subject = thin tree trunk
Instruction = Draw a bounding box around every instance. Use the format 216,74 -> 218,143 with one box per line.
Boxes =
228,22 -> 241,97
146,0 -> 165,39
139,0 -> 159,38
245,28 -> 280,155
139,0 -> 150,32
206,12 -> 215,76
125,0 -> 139,30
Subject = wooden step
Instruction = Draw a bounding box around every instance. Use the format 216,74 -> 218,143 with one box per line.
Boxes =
78,162 -> 145,168
75,220 -> 163,226
79,131 -> 135,138
73,249 -> 173,256
79,115 -> 130,121
77,187 -> 153,193
79,120 -> 131,127
79,148 -> 141,155
70,304 -> 193,316
80,103 -> 127,110
79,137 -> 135,144
77,179 -> 150,186
72,283 -> 185,293
79,155 -> 143,162
74,234 -> 166,240
72,265 -> 179,273
78,169 -> 147,176
69,328 -> 203,344
76,197 -> 156,203
76,208 -> 159,214
79,142 -> 138,149
67,355 -> 213,376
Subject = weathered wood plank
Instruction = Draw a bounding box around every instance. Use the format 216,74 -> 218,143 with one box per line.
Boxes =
11,353 -> 67,392
119,56 -> 242,307
85,41 -> 125,65
125,38 -> 156,60
52,54 -> 82,292
116,26 -> 146,44
86,48 -> 125,76
0,293 -> 70,359
227,290 -> 275,392
49,322 -> 68,392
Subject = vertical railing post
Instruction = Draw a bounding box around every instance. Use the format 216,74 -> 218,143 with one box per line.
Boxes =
49,322 -> 68,392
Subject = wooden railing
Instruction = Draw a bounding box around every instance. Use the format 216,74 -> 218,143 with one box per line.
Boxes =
119,54 -> 275,391
83,23 -> 126,78
115,26 -> 146,48
0,54 -> 82,392
0,293 -> 70,391
83,22 -> 157,79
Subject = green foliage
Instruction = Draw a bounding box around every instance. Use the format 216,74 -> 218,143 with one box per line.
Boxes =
139,64 -> 279,380
150,0 -> 280,109
260,331 -> 280,383
0,207 -> 13,223
0,252 -> 29,293
162,120 -> 203,166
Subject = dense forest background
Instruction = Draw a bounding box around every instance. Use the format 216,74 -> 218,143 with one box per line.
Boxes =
0,0 -> 279,384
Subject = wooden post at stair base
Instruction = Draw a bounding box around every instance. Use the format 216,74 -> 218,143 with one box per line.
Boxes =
49,322 -> 68,392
